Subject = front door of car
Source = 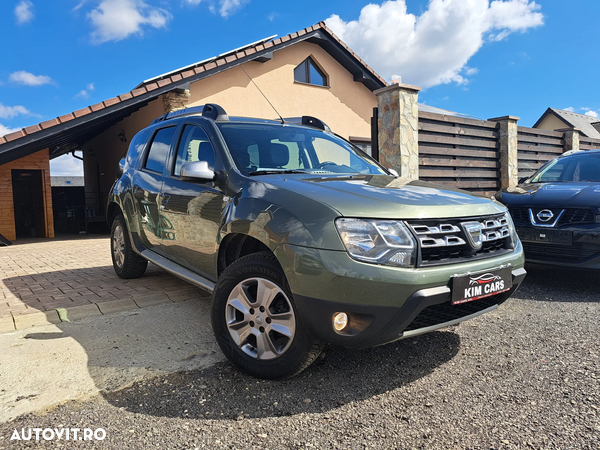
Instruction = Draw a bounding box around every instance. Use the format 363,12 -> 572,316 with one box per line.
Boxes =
159,124 -> 225,280
131,125 -> 177,253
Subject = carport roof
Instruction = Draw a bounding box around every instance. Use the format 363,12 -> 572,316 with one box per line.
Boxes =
0,22 -> 387,166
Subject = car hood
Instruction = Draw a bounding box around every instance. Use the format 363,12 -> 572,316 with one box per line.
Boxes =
500,182 -> 600,210
255,174 -> 505,219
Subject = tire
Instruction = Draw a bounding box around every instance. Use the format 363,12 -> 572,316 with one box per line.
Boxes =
212,252 -> 324,379
110,213 -> 148,279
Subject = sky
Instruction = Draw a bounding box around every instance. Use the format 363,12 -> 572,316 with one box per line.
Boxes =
1,0 -> 598,176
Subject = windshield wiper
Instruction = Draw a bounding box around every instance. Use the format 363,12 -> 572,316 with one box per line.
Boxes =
248,169 -> 308,176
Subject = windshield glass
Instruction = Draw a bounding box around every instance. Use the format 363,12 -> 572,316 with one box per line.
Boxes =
530,152 -> 600,183
217,123 -> 387,176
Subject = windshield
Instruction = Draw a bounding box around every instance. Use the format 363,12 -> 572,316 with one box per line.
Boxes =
530,152 -> 600,183
217,123 -> 387,176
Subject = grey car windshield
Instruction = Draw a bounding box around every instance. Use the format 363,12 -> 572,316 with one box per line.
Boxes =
531,152 -> 600,183
217,123 -> 387,176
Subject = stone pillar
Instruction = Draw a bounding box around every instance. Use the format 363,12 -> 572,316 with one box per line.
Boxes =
557,127 -> 580,152
374,83 -> 421,180
489,116 -> 519,189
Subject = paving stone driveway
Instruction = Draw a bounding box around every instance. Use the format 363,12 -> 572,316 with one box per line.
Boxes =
0,235 -> 210,332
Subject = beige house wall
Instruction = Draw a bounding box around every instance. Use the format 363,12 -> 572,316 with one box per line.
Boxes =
187,41 -> 377,139
536,114 -> 570,132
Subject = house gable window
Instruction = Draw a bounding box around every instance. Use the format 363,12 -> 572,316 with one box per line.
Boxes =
294,57 -> 328,87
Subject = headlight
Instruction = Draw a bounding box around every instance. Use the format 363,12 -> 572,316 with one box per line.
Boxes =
335,218 -> 417,267
503,212 -> 519,248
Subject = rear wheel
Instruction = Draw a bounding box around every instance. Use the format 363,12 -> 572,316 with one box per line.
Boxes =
212,252 -> 323,379
110,214 -> 148,279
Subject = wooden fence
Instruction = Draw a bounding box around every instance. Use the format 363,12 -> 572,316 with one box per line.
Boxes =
417,111 -> 501,197
414,111 -> 600,196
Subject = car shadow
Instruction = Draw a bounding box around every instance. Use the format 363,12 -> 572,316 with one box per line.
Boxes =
516,263 -> 599,302
101,330 -> 460,420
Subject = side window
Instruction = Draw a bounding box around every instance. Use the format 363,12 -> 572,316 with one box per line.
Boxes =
145,127 -> 176,174
174,125 -> 215,176
126,129 -> 151,166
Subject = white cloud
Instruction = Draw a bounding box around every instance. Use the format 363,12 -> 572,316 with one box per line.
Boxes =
563,107 -> 575,112
0,103 -> 31,119
75,83 -> 95,99
15,0 -> 34,24
50,154 -> 84,177
325,0 -> 544,88
183,0 -> 202,4
267,12 -> 279,22
218,0 -> 247,17
9,70 -> 53,86
88,0 -> 172,44
464,66 -> 479,76
0,124 -> 20,137
585,110 -> 599,118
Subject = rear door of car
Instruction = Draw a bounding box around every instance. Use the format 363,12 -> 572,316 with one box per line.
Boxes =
159,123 -> 226,280
131,125 -> 178,253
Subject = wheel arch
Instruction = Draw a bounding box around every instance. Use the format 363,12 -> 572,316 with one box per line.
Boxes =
217,233 -> 279,278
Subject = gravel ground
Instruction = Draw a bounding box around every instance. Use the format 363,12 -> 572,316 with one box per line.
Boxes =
1,264 -> 599,449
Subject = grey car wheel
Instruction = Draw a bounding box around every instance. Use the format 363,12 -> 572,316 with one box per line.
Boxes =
110,213 -> 148,279
212,251 -> 324,379
226,277 -> 296,360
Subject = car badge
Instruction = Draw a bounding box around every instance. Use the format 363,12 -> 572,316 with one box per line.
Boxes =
461,221 -> 483,250
536,209 -> 554,222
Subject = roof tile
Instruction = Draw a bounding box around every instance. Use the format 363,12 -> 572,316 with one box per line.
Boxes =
131,87 -> 147,97
0,137 -> 6,144
40,119 -> 59,129
90,102 -> 105,112
119,93 -> 133,101
157,79 -> 171,87
58,113 -> 75,123
245,47 -> 257,56
225,55 -> 236,63
216,59 -> 226,67
264,41 -> 274,49
5,130 -> 25,142
24,124 -> 42,135
145,82 -> 159,91
181,70 -> 195,79
281,35 -> 291,43
272,38 -> 282,45
235,51 -> 246,59
73,107 -> 91,118
204,62 -> 217,70
170,74 -> 183,82
103,97 -> 121,107
194,66 -> 205,74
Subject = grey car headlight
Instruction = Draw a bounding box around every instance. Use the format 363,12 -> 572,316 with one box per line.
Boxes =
503,212 -> 519,249
335,218 -> 417,267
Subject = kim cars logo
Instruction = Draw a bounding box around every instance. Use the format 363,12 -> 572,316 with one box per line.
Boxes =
463,273 -> 505,299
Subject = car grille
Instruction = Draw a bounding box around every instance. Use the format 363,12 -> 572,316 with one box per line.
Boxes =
508,207 -> 595,226
402,294 -> 506,333
406,214 -> 513,267
523,242 -> 600,263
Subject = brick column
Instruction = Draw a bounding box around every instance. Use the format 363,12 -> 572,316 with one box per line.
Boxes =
556,127 -> 580,152
374,83 -> 421,179
489,116 -> 519,189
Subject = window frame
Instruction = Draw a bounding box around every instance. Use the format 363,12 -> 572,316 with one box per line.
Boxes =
293,56 -> 329,88
171,123 -> 217,179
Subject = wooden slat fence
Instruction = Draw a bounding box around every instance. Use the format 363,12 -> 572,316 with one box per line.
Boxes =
516,127 -> 564,179
579,136 -> 600,150
418,111 -> 500,196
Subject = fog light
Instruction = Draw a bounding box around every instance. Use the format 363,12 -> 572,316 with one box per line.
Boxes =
333,312 -> 348,332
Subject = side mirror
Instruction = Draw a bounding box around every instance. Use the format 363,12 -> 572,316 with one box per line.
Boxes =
388,168 -> 399,177
117,158 -> 126,177
181,161 -> 215,182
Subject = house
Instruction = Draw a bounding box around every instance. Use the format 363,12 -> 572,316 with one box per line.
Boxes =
0,22 -> 387,242
533,107 -> 600,139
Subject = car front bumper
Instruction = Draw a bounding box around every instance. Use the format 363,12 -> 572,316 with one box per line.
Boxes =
275,243 -> 526,348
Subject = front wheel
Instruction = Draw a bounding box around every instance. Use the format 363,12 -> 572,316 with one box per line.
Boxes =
110,213 -> 148,279
212,252 -> 324,379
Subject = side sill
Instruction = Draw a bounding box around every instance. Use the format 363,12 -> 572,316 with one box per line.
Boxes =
141,250 -> 215,293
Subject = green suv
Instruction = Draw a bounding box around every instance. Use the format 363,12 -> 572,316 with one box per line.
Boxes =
107,104 -> 526,379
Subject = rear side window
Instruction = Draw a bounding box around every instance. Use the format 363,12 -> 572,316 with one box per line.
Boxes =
145,127 -> 176,174
174,125 -> 215,176
126,129 -> 151,166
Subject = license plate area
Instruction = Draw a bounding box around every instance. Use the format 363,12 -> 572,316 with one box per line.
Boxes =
451,267 -> 513,305
517,227 -> 573,245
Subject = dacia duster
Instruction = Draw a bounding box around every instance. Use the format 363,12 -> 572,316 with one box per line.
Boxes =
107,104 -> 526,379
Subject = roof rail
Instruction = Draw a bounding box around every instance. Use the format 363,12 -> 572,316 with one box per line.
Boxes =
151,104 -> 229,125
284,116 -> 330,131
